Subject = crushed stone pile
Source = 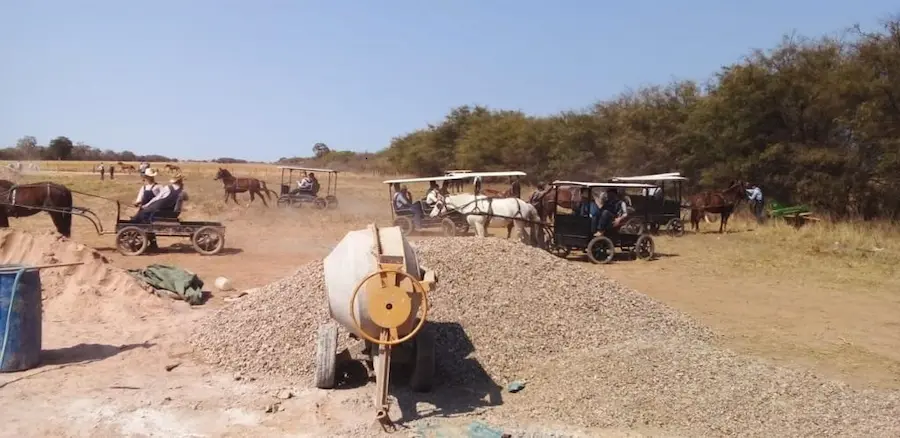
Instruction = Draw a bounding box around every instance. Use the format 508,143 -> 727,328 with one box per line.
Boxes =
190,235 -> 900,436
191,261 -> 340,377
0,229 -> 174,327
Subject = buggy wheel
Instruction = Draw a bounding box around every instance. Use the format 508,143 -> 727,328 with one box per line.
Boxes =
313,197 -> 327,209
326,197 -> 339,209
290,198 -> 303,208
276,197 -> 290,208
666,218 -> 685,237
314,323 -> 338,389
621,218 -> 646,235
192,226 -> 225,255
634,234 -> 655,260
409,322 -> 435,392
393,216 -> 414,236
440,218 -> 457,237
116,226 -> 149,256
586,236 -> 615,264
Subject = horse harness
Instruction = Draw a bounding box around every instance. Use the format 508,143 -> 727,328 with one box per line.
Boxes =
2,183 -> 57,218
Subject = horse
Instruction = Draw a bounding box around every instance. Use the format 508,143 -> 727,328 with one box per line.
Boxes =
165,164 -> 182,174
213,168 -> 277,206
687,181 -> 748,233
0,180 -> 74,237
429,193 -> 541,245
118,162 -> 136,174
529,186 -> 581,223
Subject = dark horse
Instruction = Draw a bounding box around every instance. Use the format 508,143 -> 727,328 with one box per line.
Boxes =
529,186 -> 581,223
0,180 -> 73,237
687,181 -> 748,233
213,168 -> 277,207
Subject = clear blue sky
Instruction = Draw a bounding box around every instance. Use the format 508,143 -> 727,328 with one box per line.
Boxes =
1,1 -> 895,161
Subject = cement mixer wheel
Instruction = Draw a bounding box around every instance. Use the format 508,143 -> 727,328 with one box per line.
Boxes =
314,323 -> 338,389
409,322 -> 435,392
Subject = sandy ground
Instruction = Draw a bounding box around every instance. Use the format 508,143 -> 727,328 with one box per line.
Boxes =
1,172 -> 898,437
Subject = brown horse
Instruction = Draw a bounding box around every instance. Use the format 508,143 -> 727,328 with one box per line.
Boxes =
213,168 -> 277,206
687,181 -> 748,233
0,180 -> 74,237
164,164 -> 182,174
117,162 -> 137,174
529,186 -> 580,223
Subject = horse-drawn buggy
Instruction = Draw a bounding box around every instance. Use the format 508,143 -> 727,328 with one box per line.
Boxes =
276,166 -> 339,209
0,180 -> 225,256
542,180 -> 657,264
609,172 -> 687,237
384,171 -> 528,237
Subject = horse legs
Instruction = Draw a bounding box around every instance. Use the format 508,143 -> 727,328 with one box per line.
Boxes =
690,209 -> 701,232
469,216 -> 486,237
256,189 -> 270,207
230,192 -> 239,205
506,221 -> 514,239
49,211 -> 73,238
720,212 -> 729,233
223,191 -> 231,204
0,211 -> 8,228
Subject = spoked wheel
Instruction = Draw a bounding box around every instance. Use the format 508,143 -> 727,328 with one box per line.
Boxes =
621,218 -> 646,235
277,197 -> 290,208
116,226 -> 149,256
586,236 -> 616,264
314,323 -> 338,389
633,234 -> 655,260
192,226 -> 226,255
393,216 -> 414,236
440,218 -> 457,237
666,218 -> 685,237
313,198 -> 328,209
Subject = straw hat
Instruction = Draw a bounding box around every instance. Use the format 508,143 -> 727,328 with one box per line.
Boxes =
144,168 -> 159,178
170,173 -> 184,184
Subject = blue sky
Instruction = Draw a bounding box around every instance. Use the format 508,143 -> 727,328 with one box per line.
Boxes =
1,1 -> 895,161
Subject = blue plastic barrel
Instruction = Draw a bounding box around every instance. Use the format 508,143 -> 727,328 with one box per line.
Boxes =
0,264 -> 42,372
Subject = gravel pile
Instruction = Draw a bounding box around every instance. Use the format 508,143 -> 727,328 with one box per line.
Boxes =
410,238 -> 713,385
190,261 -> 338,378
191,235 -> 900,436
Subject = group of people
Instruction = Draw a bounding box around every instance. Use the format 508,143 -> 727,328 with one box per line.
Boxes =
96,162 -> 115,180
392,181 -> 444,228
131,167 -> 187,251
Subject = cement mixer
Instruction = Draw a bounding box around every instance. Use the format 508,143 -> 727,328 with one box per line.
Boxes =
318,224 -> 437,428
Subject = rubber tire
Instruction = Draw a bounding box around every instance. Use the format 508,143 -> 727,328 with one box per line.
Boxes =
666,218 -> 685,237
393,216 -> 414,236
191,226 -> 226,255
116,226 -> 149,256
314,323 -> 338,389
634,234 -> 655,260
586,236 -> 616,264
441,218 -> 457,237
409,323 -> 435,392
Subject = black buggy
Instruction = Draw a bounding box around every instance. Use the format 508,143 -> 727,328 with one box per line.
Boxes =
544,180 -> 657,264
609,172 -> 687,237
276,166 -> 339,209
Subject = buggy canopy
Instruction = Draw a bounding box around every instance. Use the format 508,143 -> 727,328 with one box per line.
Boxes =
552,180 -> 658,189
277,166 -> 338,173
610,172 -> 686,182
384,170 -> 526,185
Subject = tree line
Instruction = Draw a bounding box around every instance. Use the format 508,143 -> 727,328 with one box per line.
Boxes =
379,18 -> 900,219
0,136 -> 174,163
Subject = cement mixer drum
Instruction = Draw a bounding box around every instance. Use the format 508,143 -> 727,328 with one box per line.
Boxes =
317,224 -> 437,427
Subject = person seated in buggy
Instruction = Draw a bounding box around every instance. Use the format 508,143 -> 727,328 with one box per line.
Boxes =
596,188 -> 630,236
292,172 -> 319,196
392,185 -> 423,228
131,173 -> 187,250
424,181 -> 440,209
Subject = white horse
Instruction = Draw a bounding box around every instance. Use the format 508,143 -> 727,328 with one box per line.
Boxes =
429,193 -> 541,244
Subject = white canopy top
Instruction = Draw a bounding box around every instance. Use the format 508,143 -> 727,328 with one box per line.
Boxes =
611,172 -> 686,182
385,170 -> 526,185
552,180 -> 658,189
278,166 -> 338,173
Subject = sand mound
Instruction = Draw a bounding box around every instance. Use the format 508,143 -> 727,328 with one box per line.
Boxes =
0,229 -> 175,326
190,236 -> 900,436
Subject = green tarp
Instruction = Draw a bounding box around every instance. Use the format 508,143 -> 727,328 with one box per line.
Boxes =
128,264 -> 204,305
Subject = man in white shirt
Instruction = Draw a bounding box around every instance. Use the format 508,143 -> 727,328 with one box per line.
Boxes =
424,181 -> 440,209
132,168 -> 170,222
